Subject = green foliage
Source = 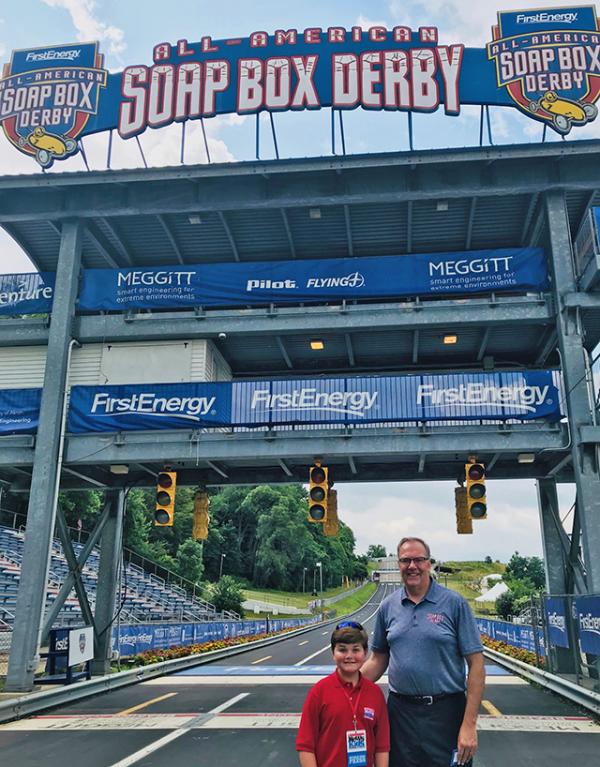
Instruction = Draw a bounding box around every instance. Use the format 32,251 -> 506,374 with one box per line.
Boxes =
504,552 -> 545,589
209,575 -> 245,616
175,539 -> 204,584
484,555 -> 493,564
58,483 -> 367,595
495,590 -> 516,620
367,544 -> 387,558
495,551 -> 545,619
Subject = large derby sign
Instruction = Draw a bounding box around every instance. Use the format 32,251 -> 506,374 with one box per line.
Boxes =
1,6 -> 599,168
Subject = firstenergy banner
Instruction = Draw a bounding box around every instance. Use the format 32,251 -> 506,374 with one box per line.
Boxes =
67,370 -> 561,433
78,248 -> 547,310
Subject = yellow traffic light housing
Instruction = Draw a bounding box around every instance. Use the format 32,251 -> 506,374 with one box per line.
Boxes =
193,489 -> 210,540
465,462 -> 486,520
155,470 -> 176,526
455,486 -> 473,534
324,488 -> 339,537
308,464 -> 328,523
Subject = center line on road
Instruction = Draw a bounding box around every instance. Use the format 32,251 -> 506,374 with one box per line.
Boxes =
481,700 -> 502,717
117,692 -> 178,716
251,655 -> 272,664
297,604 -> 380,665
298,640 -> 309,645
107,692 -> 249,767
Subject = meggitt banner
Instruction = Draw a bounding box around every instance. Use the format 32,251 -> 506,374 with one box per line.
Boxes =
1,6 -> 600,168
0,248 -> 548,316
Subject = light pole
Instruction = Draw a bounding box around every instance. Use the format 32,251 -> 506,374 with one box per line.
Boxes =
219,552 -> 226,579
302,567 -> 307,593
317,561 -> 323,598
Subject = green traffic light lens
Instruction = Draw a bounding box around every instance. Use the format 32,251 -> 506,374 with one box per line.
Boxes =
309,505 -> 326,521
310,486 -> 326,502
154,508 -> 170,524
470,502 -> 487,519
468,482 -> 486,499
157,490 -> 171,506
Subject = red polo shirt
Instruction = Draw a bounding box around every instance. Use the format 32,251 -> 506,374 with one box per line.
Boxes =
296,671 -> 390,767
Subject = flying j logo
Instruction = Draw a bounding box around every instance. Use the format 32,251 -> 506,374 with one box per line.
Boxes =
0,42 -> 107,168
487,6 -> 600,134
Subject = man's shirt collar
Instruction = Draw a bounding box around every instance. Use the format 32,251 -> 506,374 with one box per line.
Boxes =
400,577 -> 440,604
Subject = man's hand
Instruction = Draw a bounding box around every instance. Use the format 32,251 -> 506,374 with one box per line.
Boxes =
456,721 -> 478,765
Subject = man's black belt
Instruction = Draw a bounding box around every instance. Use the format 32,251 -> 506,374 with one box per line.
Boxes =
390,690 -> 465,706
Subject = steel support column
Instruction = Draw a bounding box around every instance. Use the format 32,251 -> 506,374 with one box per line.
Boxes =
92,489 -> 125,676
5,220 -> 82,692
546,191 -> 600,593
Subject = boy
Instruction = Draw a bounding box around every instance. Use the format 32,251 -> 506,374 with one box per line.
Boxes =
296,620 -> 390,767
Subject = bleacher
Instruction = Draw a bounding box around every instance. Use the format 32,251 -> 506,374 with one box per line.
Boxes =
0,524 -> 235,630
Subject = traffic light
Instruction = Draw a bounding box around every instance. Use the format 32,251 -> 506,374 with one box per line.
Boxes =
324,488 -> 339,537
308,464 -> 328,523
154,470 -> 176,526
465,462 -> 486,520
455,486 -> 473,534
193,489 -> 210,540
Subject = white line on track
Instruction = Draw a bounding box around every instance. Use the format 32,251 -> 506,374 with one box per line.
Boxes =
295,605 -> 380,666
251,655 -> 272,664
298,640 -> 309,645
106,692 -> 249,767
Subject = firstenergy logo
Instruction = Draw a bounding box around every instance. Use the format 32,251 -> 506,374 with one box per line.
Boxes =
548,612 -> 566,632
25,49 -> 81,62
515,12 -> 578,25
250,387 -> 378,417
579,612 -> 600,636
90,392 -> 216,421
416,383 -> 551,413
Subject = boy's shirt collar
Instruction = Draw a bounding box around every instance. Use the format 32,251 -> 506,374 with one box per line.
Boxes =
334,668 -> 363,689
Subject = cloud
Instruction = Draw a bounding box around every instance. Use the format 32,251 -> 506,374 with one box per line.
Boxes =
337,479 -> 567,561
42,0 -> 126,58
387,0 -> 577,47
356,15 -> 389,31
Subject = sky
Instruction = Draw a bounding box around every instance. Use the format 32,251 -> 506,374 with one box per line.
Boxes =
0,0 -> 589,561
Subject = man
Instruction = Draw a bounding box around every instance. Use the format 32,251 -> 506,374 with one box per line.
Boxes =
361,537 -> 485,767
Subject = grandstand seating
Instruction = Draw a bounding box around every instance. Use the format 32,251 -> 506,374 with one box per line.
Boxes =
0,524 -> 235,630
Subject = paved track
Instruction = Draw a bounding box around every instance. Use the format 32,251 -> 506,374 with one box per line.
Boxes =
1,584 -> 599,766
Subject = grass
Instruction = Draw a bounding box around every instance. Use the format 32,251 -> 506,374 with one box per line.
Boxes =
332,581 -> 377,617
242,582 -> 358,610
440,560 -> 506,615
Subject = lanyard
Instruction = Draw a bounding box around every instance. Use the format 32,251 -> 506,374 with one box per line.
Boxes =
342,683 -> 363,732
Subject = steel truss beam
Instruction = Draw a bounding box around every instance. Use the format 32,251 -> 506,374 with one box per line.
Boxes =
2,142 -> 600,223
0,295 -> 555,348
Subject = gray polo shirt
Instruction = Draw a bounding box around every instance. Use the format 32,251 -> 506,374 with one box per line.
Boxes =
371,578 -> 483,696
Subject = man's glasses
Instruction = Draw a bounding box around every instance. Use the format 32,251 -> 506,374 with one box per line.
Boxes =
336,621 -> 364,630
398,557 -> 430,565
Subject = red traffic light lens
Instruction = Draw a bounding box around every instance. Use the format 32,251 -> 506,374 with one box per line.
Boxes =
309,505 -> 326,521
158,472 -> 173,488
154,508 -> 171,524
468,482 -> 486,500
157,490 -> 172,506
310,486 -> 326,502
310,467 -> 326,484
470,502 -> 486,519
467,464 -> 485,481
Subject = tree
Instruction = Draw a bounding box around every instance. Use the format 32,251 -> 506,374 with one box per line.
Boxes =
504,552 -> 545,590
367,544 -> 387,558
175,539 -> 204,584
209,575 -> 245,616
484,555 -> 493,564
495,590 -> 515,620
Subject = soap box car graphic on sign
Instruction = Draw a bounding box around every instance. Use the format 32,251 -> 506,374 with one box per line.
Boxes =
0,42 -> 107,168
487,5 -> 600,135
529,90 -> 598,133
18,126 -> 78,168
